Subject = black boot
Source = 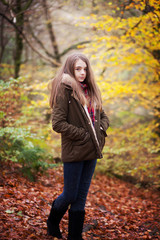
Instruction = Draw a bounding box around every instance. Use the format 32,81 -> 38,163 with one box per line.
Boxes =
47,200 -> 68,239
68,210 -> 85,240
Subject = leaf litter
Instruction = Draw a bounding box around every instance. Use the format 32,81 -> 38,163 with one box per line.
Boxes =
0,161 -> 159,239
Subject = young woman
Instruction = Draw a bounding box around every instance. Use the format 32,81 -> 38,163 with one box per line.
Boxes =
47,53 -> 109,240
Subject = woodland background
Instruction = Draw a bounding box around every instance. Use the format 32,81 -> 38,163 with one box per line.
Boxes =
0,0 -> 159,187
0,0 -> 160,239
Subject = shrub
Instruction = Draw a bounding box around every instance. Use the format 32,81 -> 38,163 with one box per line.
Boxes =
0,127 -> 53,181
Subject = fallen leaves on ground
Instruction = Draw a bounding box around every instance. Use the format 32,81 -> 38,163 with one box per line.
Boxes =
0,161 -> 159,239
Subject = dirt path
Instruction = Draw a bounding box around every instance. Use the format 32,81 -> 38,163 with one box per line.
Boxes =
0,161 -> 160,239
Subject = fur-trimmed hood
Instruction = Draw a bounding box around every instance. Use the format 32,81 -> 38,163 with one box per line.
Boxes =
61,73 -> 87,106
61,73 -> 77,88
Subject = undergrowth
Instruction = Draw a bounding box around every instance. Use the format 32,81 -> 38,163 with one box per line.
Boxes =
96,120 -> 160,189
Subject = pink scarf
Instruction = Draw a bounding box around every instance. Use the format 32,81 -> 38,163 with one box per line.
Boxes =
80,83 -> 95,126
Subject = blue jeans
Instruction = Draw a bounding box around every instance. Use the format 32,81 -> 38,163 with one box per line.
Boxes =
54,159 -> 97,211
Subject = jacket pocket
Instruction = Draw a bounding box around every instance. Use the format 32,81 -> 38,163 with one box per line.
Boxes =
72,135 -> 96,162
73,132 -> 90,146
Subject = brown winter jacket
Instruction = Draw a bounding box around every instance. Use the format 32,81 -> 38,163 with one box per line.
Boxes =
51,75 -> 109,163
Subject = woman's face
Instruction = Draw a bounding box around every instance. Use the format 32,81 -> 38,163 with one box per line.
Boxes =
74,59 -> 87,82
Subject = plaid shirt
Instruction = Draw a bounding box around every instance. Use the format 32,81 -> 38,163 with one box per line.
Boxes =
80,83 -> 95,126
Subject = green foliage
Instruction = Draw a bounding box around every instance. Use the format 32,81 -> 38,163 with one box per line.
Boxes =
17,147 -> 48,181
0,75 -> 58,180
0,64 -> 14,80
96,117 -> 160,188
0,127 -> 54,181
0,111 -> 5,119
0,77 -> 25,127
0,77 -> 20,89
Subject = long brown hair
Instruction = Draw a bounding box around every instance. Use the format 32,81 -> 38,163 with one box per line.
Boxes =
49,53 -> 102,109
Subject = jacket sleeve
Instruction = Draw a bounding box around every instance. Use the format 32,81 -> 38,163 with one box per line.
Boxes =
100,109 -> 109,133
52,87 -> 86,141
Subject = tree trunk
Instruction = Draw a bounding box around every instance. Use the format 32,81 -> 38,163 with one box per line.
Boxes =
42,0 -> 61,63
0,15 -> 5,63
14,0 -> 24,78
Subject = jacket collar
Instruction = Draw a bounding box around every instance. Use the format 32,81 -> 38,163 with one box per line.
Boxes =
61,74 -> 75,89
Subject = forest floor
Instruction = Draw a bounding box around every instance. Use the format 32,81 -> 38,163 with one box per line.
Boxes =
0,161 -> 160,240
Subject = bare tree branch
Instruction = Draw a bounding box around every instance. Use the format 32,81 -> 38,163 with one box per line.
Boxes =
21,0 -> 33,12
0,11 -> 61,66
0,0 -> 8,7
59,41 -> 91,57
27,17 -> 91,60
0,0 -> 33,13
26,19 -> 55,59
